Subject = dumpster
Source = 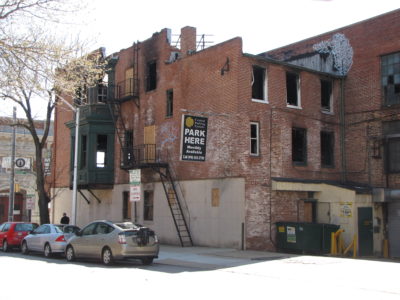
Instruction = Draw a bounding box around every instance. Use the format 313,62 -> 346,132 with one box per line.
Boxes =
276,222 -> 340,254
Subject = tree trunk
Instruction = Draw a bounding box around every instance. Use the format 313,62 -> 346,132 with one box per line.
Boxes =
35,143 -> 50,224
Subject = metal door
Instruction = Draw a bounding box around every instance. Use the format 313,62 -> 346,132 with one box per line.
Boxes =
358,207 -> 373,256
388,202 -> 400,257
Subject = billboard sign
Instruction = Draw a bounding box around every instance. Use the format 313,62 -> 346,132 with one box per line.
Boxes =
181,115 -> 208,161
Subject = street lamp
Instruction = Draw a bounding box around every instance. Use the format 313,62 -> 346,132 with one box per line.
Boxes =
58,98 -> 80,226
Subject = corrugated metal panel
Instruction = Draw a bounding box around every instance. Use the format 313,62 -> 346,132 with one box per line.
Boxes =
388,202 -> 400,257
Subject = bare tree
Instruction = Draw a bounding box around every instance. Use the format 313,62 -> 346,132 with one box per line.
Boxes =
0,0 -> 105,224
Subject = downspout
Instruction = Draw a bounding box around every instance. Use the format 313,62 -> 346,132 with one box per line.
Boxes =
269,108 -> 276,248
339,78 -> 346,183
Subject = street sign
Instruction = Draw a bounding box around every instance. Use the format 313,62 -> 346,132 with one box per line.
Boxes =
129,169 -> 141,202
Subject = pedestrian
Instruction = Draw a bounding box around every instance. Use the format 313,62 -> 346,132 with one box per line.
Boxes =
60,212 -> 70,225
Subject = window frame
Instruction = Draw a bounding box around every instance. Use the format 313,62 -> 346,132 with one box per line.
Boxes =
381,52 -> 400,106
385,136 -> 400,173
143,190 -> 154,221
286,72 -> 301,108
292,127 -> 307,165
146,60 -> 157,92
251,65 -> 268,103
250,122 -> 260,156
96,134 -> 108,168
320,131 -> 335,168
166,89 -> 173,117
320,79 -> 333,113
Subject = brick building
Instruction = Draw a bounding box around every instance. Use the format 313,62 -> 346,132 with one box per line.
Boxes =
52,9 -> 400,256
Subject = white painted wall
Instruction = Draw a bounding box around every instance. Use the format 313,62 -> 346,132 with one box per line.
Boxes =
52,177 -> 245,248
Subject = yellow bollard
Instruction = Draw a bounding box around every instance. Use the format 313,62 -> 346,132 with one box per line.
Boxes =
353,235 -> 357,258
383,239 -> 389,259
330,232 -> 337,255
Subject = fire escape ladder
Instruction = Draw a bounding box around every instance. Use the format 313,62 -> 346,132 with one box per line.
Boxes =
106,98 -> 126,150
157,165 -> 193,247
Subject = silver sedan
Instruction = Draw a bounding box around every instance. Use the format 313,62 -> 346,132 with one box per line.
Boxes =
65,220 -> 159,265
21,224 -> 80,257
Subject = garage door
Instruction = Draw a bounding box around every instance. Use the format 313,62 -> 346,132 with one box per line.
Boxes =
388,202 -> 400,258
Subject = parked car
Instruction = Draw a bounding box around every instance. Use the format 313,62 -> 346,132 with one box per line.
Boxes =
0,222 -> 38,252
65,220 -> 159,265
21,224 -> 80,257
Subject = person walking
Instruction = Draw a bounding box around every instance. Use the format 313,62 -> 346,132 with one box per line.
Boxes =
60,213 -> 70,225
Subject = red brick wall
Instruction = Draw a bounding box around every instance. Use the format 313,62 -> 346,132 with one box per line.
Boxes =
267,9 -> 400,189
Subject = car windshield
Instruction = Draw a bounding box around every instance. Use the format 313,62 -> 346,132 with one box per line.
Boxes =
114,222 -> 141,230
15,223 -> 36,232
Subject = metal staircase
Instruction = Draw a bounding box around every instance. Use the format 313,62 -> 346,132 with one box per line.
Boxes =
156,165 -> 193,247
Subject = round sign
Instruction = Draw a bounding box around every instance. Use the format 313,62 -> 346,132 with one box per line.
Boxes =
15,158 -> 26,168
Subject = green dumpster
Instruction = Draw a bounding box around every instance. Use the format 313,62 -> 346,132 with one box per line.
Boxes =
276,222 -> 340,254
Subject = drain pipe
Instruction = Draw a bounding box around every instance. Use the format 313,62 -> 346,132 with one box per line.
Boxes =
339,78 -> 347,183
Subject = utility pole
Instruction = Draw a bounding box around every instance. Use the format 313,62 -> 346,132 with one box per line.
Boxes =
8,107 -> 16,222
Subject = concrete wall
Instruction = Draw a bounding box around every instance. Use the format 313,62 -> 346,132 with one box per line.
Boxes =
52,177 -> 245,248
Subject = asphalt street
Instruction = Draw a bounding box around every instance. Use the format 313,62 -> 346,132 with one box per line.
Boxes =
1,245 -> 399,300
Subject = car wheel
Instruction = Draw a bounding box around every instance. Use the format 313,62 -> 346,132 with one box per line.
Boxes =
21,241 -> 29,254
3,240 -> 9,252
44,243 -> 52,257
66,246 -> 75,262
141,257 -> 154,265
102,247 -> 113,265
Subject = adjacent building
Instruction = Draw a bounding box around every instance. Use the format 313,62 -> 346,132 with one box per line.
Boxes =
0,117 -> 53,224
51,9 -> 400,257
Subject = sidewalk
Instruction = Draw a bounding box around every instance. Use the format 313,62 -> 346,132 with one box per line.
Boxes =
156,244 -> 295,269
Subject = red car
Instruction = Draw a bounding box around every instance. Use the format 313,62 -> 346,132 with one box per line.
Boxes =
0,222 -> 38,252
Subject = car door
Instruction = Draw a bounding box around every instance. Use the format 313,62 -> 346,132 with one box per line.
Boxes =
73,222 -> 98,257
29,225 -> 49,251
0,223 -> 10,248
92,222 -> 115,259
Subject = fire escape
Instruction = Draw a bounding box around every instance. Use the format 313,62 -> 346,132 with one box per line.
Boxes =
106,43 -> 193,247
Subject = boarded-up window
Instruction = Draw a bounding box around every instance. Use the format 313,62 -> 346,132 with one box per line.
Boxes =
212,188 -> 220,207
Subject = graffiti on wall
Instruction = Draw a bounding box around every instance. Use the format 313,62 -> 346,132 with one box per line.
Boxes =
313,33 -> 353,75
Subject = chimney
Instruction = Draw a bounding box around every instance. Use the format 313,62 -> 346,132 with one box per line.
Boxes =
180,26 -> 196,57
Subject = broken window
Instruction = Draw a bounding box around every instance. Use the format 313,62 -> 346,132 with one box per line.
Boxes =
123,130 -> 134,166
252,66 -> 266,101
292,127 -> 307,164
96,134 -> 108,168
166,89 -> 173,117
80,135 -> 87,169
97,83 -> 107,103
146,61 -> 157,91
382,52 -> 400,105
286,72 -> 300,107
386,138 -> 400,173
321,80 -> 332,112
144,190 -> 154,221
250,122 -> 259,156
321,131 -> 334,167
